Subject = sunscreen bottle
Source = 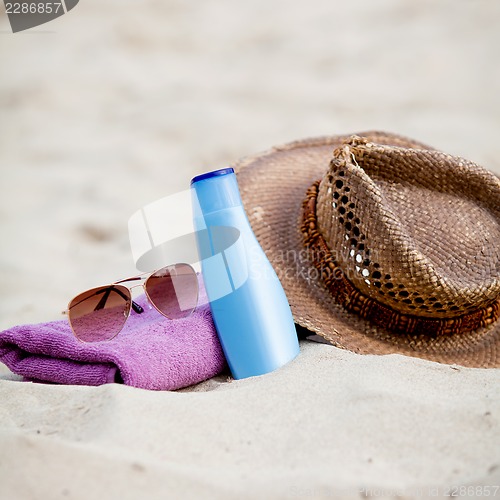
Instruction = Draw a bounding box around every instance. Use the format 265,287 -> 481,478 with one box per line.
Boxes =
191,168 -> 299,379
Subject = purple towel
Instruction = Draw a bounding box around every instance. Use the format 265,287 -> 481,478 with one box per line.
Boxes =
0,278 -> 227,390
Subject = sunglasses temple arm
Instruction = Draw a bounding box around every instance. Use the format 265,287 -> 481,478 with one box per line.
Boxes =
108,288 -> 144,314
132,301 -> 144,314
94,287 -> 144,314
112,277 -> 145,313
95,288 -> 111,311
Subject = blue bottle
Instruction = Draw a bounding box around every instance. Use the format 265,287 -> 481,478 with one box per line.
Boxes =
191,168 -> 300,379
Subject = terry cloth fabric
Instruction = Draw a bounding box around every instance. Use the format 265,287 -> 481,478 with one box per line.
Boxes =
0,278 -> 227,390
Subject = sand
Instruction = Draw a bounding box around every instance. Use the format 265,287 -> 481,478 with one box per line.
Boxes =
1,1 -> 500,498
1,344 -> 500,499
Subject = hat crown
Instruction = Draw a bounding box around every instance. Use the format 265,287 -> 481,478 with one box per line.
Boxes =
316,136 -> 500,319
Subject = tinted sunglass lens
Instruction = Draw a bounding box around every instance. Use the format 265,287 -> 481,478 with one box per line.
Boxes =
68,285 -> 131,342
145,264 -> 198,319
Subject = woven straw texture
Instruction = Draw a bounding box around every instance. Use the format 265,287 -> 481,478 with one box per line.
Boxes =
234,132 -> 500,368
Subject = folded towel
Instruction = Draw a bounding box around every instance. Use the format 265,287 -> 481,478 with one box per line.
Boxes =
0,277 -> 227,390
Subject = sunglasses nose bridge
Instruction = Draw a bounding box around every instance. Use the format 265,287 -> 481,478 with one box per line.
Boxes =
129,283 -> 145,290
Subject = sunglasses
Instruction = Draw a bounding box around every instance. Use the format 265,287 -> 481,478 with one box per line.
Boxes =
66,263 -> 199,342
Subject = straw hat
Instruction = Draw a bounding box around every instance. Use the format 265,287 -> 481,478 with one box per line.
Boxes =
234,132 -> 500,368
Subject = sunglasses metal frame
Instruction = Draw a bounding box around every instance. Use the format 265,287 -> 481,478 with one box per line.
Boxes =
66,263 -> 199,342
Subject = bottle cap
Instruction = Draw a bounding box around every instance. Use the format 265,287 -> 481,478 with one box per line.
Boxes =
191,168 -> 242,214
191,168 -> 234,185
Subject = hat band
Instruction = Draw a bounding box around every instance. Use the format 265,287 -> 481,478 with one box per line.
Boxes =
301,181 -> 500,337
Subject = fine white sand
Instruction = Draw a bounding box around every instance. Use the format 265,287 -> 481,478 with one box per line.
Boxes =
1,1 -> 500,499
1,343 -> 500,499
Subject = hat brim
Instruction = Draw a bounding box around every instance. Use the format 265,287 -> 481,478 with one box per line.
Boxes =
234,132 -> 500,368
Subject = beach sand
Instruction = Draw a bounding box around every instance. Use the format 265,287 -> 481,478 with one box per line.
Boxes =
1,1 -> 500,498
